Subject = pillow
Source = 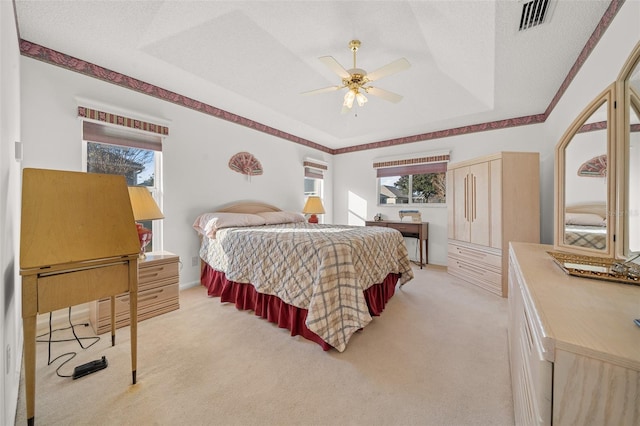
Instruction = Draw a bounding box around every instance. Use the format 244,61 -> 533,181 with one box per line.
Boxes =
256,211 -> 305,225
193,212 -> 266,238
565,212 -> 606,227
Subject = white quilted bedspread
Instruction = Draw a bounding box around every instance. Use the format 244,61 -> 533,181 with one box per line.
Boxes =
200,222 -> 413,351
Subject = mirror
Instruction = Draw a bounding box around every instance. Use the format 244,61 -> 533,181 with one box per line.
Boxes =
625,56 -> 640,253
555,84 -> 615,257
555,41 -> 640,260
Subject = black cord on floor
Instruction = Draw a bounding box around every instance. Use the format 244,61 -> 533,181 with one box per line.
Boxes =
35,307 -> 100,378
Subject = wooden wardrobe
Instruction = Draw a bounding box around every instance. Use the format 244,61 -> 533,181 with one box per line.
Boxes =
447,151 -> 540,297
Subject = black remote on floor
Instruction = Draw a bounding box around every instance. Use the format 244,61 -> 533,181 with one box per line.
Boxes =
72,356 -> 108,379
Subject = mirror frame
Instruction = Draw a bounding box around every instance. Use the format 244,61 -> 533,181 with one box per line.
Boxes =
615,41 -> 640,258
555,40 -> 640,259
554,84 -> 616,258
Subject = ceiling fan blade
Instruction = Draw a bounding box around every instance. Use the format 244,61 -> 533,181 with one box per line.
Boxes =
301,86 -> 343,96
366,58 -> 411,82
366,86 -> 403,103
319,56 -> 351,79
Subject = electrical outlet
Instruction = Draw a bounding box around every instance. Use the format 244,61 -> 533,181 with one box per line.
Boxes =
191,256 -> 198,267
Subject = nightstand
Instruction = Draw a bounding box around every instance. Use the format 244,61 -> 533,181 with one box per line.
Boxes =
89,251 -> 180,334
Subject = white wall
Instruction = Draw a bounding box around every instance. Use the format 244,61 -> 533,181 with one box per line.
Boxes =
1,1 -> 22,424
20,59 -> 332,288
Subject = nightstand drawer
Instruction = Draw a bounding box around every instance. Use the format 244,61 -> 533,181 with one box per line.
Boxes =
139,261 -> 179,290
92,284 -> 179,334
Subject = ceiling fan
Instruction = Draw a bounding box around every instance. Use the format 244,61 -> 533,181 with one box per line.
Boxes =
302,40 -> 411,113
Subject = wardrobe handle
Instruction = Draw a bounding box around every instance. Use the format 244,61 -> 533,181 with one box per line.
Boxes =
463,175 -> 468,220
472,174 -> 477,221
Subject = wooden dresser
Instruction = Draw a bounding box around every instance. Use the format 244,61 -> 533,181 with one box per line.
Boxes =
90,251 -> 180,334
447,152 -> 540,297
508,242 -> 640,425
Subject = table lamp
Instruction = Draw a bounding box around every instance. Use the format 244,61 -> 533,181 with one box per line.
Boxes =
302,196 -> 325,223
128,186 -> 164,258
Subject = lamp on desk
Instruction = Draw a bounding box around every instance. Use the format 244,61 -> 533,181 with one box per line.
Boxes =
128,186 -> 164,258
302,196 -> 325,224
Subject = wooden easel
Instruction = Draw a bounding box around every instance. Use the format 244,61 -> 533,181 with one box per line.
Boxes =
19,168 -> 141,425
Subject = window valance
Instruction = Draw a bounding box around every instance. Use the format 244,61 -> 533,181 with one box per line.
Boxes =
79,106 -> 168,152
373,152 -> 449,178
304,158 -> 328,180
82,121 -> 163,151
78,106 -> 169,136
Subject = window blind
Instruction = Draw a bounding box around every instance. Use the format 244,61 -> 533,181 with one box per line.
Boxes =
83,121 -> 163,151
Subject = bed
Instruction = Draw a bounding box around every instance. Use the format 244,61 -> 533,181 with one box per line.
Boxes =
194,201 -> 414,352
564,203 -> 608,250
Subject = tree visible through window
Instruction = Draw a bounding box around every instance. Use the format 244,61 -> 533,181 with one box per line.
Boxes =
379,172 -> 446,205
87,142 -> 155,186
85,141 -> 161,251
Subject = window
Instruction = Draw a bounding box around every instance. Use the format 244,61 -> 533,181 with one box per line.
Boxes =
303,159 -> 327,199
304,176 -> 323,198
304,158 -> 327,222
374,153 -> 449,206
81,117 -> 165,252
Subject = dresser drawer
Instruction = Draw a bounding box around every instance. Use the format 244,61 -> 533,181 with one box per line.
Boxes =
448,241 -> 501,272
448,256 -> 502,296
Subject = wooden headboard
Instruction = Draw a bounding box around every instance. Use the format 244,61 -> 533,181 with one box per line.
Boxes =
565,202 -> 607,218
200,201 -> 282,274
215,201 -> 281,214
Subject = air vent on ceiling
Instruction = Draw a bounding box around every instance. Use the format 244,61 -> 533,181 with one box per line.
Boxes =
519,0 -> 550,31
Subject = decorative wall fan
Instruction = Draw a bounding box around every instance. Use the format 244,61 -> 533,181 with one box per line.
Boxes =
229,151 -> 263,181
302,40 -> 410,113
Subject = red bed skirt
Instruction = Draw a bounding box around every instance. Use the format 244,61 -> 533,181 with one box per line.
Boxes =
200,264 -> 399,351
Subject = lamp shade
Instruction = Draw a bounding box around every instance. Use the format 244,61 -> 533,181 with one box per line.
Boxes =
128,186 -> 164,221
303,196 -> 324,224
303,196 -> 325,215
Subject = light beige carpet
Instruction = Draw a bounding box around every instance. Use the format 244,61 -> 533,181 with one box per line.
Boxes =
15,265 -> 514,425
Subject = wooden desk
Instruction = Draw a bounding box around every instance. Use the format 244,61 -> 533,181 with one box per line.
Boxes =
365,220 -> 428,268
20,169 -> 141,425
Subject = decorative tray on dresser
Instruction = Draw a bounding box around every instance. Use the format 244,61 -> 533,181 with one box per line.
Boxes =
90,251 -> 180,334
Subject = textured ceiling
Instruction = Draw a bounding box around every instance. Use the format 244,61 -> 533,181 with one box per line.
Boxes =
14,0 -> 613,152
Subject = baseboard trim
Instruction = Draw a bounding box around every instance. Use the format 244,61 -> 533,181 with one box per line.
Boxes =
179,280 -> 201,290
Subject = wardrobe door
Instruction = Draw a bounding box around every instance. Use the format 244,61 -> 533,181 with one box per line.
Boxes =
469,161 -> 490,246
453,166 -> 471,241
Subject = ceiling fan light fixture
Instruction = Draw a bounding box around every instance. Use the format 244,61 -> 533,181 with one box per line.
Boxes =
356,92 -> 368,107
343,89 -> 356,108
